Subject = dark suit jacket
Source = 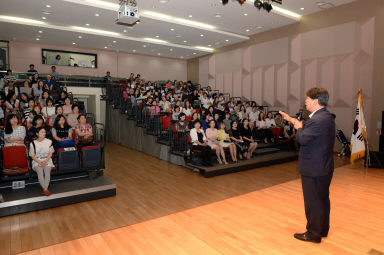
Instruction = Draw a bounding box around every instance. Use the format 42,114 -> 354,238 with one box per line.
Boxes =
296,108 -> 335,177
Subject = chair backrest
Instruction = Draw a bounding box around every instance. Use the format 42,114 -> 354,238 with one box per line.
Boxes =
3,146 -> 28,169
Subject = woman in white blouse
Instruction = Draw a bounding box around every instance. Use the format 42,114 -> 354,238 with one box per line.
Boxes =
29,127 -> 54,196
257,112 -> 275,143
265,112 -> 276,128
190,120 -> 212,167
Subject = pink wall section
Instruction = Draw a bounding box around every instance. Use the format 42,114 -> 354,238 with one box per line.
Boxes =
9,41 -> 187,81
198,19 -> 376,140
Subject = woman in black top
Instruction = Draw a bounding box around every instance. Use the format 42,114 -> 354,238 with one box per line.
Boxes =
241,119 -> 258,159
229,121 -> 246,160
52,114 -> 74,151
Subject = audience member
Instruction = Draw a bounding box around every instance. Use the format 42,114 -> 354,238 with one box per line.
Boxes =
190,120 -> 212,167
75,114 -> 94,150
241,119 -> 258,159
52,114 -> 74,151
206,120 -> 227,165
4,114 -> 25,147
218,122 -> 237,162
67,104 -> 80,128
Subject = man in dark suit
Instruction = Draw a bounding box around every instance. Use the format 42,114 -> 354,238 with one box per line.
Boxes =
280,87 -> 335,243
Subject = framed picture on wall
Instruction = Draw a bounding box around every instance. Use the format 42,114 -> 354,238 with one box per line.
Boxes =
41,49 -> 98,68
0,40 -> 9,71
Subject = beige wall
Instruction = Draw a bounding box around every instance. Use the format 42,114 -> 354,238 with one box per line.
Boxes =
188,0 -> 384,150
187,57 -> 199,83
9,41 -> 187,81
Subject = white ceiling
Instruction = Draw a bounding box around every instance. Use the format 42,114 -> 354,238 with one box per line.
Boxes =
0,0 -> 356,59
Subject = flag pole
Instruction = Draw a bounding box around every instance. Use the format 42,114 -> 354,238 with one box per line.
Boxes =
360,89 -> 371,173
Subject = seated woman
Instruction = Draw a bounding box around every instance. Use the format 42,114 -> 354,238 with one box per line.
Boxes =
218,122 -> 237,162
175,113 -> 189,132
62,97 -> 73,116
190,120 -> 212,167
19,80 -> 33,97
256,112 -> 274,143
172,106 -> 181,121
4,114 -> 26,147
206,120 -> 227,165
42,98 -> 56,122
241,119 -> 258,160
52,114 -> 74,151
229,121 -> 246,160
19,93 -> 30,112
75,114 -> 94,150
188,112 -> 200,130
39,91 -> 50,108
182,100 -> 194,117
201,113 -> 211,131
56,91 -> 68,106
28,115 -> 52,141
29,127 -> 54,196
5,91 -> 20,116
67,104 -> 80,128
25,110 -> 37,129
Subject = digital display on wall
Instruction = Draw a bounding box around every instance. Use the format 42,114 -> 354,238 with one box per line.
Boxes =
41,49 -> 97,68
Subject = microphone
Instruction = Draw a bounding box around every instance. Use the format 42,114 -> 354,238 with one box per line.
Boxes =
297,109 -> 304,121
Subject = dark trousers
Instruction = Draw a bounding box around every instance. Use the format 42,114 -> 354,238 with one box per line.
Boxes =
301,171 -> 333,238
193,145 -> 211,164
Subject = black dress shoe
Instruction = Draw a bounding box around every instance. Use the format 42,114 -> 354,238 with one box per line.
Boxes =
294,232 -> 321,243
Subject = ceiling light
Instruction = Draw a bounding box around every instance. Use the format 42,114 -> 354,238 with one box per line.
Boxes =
183,40 -> 187,43
86,23 -> 90,26
142,11 -> 172,20
175,34 -> 182,38
300,7 -> 304,10
215,13 -> 222,18
36,38 -> 40,41
170,28 -> 175,31
72,42 -> 76,45
123,29 -> 127,32
256,26 -> 263,29
195,46 -> 214,52
42,16 -> 47,19
180,56 -> 184,59
72,26 -> 119,36
159,0 -> 169,3
38,30 -> 43,33
132,49 -> 136,52
0,15 -> 45,24
78,35 -> 82,38
157,53 -> 161,56
113,40 -> 116,43
244,13 -> 248,16
155,35 -> 160,38
169,48 -> 173,51
42,11 -> 52,15
188,14 -> 193,18
193,52 -> 196,55
246,29 -> 250,32
200,34 -> 204,37
46,4 -> 51,8
174,18 -> 215,29
208,44 -> 212,47
95,13 -> 100,16
104,46 -> 108,48
145,38 -> 167,43
225,39 -> 229,42
86,0 -> 119,9
143,44 -> 147,47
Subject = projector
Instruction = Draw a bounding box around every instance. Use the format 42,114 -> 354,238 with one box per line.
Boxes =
116,1 -> 140,26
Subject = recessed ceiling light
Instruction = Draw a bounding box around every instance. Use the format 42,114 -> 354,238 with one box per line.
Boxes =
136,21 -> 140,24
38,30 -> 43,33
157,53 -> 161,56
159,0 -> 169,3
36,38 -> 40,41
132,49 -> 136,52
169,48 -> 173,51
215,13 -> 222,18
300,7 -> 305,10
244,13 -> 248,16
113,40 -> 116,43
180,56 -> 184,59
42,11 -> 51,15
78,35 -> 82,38
200,34 -> 204,37
175,34 -> 182,38
143,44 -> 147,47
208,44 -> 212,47
246,29 -> 250,32
46,4 -> 51,8
72,42 -> 76,45
193,52 -> 196,55
155,35 -> 159,38
188,14 -> 193,18
95,13 -> 100,16
86,23 -> 90,26
183,40 -> 187,43
123,29 -> 127,32
170,28 -> 175,31
104,46 -> 108,48
225,39 -> 229,42
256,26 -> 263,29
42,17 -> 47,20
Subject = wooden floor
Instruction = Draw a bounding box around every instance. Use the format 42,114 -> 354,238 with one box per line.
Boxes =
0,143 -> 383,255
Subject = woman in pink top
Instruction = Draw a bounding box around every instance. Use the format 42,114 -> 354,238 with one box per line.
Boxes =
62,97 -> 73,116
205,120 -> 227,165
